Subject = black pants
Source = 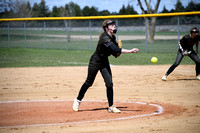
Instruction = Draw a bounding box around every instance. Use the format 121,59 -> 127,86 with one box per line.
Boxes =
77,54 -> 114,107
166,50 -> 200,76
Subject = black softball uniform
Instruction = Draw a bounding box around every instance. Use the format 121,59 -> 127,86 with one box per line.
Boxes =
77,32 -> 122,106
180,34 -> 200,51
166,34 -> 200,76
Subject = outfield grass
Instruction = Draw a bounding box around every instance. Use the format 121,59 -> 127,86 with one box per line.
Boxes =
0,48 -> 195,68
0,32 -> 182,53
0,30 -> 188,36
0,30 -> 197,68
0,30 -> 188,51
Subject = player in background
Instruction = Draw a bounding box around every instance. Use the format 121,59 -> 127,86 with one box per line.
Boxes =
162,27 -> 200,81
73,20 -> 139,113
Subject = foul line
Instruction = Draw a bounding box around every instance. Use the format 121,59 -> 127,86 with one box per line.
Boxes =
0,100 -> 164,129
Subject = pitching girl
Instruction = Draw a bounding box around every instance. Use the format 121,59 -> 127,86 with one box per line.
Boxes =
73,20 -> 139,113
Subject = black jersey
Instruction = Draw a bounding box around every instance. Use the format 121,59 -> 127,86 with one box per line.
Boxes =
95,32 -> 121,58
180,34 -> 200,51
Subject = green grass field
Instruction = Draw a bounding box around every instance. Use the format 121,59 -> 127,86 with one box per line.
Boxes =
0,30 -> 188,36
0,48 -> 196,68
0,30 -> 187,51
0,30 -> 197,67
0,30 -> 186,52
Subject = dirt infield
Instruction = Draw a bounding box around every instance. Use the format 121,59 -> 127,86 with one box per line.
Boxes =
0,65 -> 200,132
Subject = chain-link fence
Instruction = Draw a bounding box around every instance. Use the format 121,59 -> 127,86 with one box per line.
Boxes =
0,13 -> 199,53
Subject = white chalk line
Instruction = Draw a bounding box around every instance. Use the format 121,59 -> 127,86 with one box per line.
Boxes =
0,99 -> 164,129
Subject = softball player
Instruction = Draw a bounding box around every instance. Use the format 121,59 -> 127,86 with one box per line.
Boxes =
162,27 -> 200,81
73,20 -> 139,113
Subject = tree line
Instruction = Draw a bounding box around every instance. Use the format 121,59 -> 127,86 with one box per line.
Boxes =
0,0 -> 199,28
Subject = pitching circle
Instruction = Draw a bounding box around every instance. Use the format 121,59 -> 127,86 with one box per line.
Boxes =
0,100 -> 164,128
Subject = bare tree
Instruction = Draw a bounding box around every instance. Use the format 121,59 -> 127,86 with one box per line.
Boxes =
137,0 -> 161,43
14,0 -> 31,18
60,5 -> 71,42
0,0 -> 15,12
0,0 -> 31,18
59,2 -> 82,42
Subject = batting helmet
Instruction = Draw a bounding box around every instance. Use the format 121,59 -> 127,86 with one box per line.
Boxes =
190,27 -> 199,34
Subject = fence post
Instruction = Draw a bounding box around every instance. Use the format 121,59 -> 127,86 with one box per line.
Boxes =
89,19 -> 92,50
44,21 -> 46,48
145,18 -> 148,53
8,22 -> 10,48
177,16 -> 180,43
116,19 -> 118,40
24,21 -> 27,48
65,20 -> 69,50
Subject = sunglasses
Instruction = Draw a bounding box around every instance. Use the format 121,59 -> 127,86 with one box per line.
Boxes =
106,21 -> 115,25
191,30 -> 199,33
